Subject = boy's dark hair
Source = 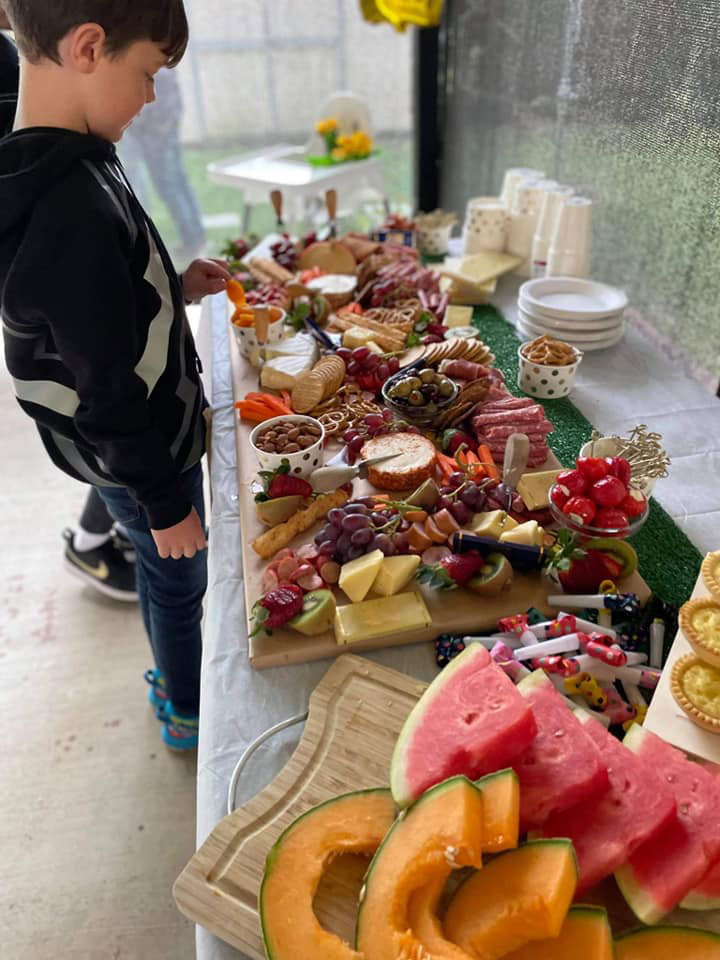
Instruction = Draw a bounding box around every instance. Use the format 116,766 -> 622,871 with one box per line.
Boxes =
2,0 -> 188,67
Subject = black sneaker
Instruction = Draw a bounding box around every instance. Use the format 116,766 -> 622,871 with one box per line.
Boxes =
62,528 -> 138,602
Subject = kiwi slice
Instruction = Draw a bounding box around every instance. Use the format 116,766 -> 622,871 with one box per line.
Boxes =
584,537 -> 638,579
468,553 -> 514,596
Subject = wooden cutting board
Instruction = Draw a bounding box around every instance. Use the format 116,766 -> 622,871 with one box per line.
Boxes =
174,653 -> 719,955
173,654 -> 427,958
227,325 -> 650,669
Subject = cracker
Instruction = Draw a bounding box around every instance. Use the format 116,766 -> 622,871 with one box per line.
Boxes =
291,373 -> 326,414
399,345 -> 426,368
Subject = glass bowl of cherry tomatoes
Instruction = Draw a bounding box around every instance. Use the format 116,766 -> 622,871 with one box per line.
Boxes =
548,455 -> 650,540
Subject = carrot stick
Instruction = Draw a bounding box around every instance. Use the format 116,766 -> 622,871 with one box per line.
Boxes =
435,451 -> 457,473
280,390 -> 292,409
477,444 -> 499,480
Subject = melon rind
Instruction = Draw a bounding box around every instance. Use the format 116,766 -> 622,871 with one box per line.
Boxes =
614,925 -> 720,960
260,787 -> 394,960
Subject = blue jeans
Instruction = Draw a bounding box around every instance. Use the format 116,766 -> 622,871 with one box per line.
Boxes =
95,463 -> 207,715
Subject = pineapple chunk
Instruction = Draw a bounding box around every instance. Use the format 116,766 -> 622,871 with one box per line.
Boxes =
372,555 -> 421,597
470,510 -> 518,539
338,549 -> 384,603
500,520 -> 544,547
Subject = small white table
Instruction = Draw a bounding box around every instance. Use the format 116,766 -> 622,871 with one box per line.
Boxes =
207,144 -> 389,234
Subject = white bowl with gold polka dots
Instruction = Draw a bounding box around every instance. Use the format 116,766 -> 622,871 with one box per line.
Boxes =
516,342 -> 582,400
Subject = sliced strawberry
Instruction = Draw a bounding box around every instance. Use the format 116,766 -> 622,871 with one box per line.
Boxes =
268,474 -> 314,499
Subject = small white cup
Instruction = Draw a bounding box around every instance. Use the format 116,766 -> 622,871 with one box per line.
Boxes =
547,197 -> 592,278
230,306 -> 286,366
499,168 -> 545,209
531,186 -> 574,276
249,414 -> 325,478
462,197 -> 508,253
418,222 -> 454,256
517,342 -> 582,399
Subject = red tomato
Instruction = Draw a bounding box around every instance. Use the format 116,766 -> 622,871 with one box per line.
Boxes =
563,495 -> 597,526
576,457 -> 609,483
605,456 -> 632,487
591,475 -> 627,507
550,484 -> 569,509
556,468 -> 588,497
594,507 -> 630,531
621,489 -> 648,517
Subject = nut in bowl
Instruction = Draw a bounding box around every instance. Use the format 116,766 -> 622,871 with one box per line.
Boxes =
381,366 -> 459,425
231,305 -> 286,366
517,336 -> 582,400
249,415 -> 325,478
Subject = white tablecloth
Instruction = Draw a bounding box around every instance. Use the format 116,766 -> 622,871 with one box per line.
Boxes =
194,281 -> 720,959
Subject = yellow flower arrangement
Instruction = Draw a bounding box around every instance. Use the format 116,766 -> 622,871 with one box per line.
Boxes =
337,130 -> 374,159
315,117 -> 339,136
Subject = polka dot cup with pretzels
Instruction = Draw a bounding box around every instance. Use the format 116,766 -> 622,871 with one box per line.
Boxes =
517,336 -> 583,399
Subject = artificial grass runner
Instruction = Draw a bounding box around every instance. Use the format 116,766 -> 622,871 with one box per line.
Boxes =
471,304 -> 702,607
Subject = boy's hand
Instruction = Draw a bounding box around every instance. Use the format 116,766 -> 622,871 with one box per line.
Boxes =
183,259 -> 232,301
152,507 -> 208,559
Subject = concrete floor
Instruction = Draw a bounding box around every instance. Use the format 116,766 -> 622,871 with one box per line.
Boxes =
0,359 -> 197,957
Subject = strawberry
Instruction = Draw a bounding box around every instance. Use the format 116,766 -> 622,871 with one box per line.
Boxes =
544,529 -> 624,594
417,551 -> 485,590
257,458 -> 313,500
251,584 -> 303,634
442,429 -> 476,455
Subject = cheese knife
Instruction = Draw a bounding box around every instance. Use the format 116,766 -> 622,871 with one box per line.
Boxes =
309,453 -> 402,493
498,433 -> 530,511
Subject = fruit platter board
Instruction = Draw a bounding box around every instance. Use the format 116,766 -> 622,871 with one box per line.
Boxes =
223,228 -> 654,669
175,653 -> 720,958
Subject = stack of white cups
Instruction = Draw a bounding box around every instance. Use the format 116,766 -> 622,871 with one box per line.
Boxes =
507,178 -> 558,276
500,168 -> 545,210
531,186 -> 574,278
547,197 -> 593,278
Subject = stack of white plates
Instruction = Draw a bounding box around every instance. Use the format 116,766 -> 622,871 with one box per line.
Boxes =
517,277 -> 628,351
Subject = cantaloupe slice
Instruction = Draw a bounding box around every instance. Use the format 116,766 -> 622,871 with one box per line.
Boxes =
614,925 -> 720,960
443,840 -> 578,959
396,770 -> 520,960
355,776 -> 484,960
260,788 -> 395,960
502,906 -> 613,959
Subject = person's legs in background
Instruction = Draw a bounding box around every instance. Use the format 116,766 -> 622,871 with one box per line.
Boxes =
95,464 -> 207,751
63,488 -> 138,601
139,124 -> 206,262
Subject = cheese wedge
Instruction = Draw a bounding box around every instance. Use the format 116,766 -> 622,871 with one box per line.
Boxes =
371,555 -> 421,597
260,353 -> 315,390
342,326 -> 377,349
458,251 -> 523,284
335,591 -> 431,645
263,332 -> 318,362
500,520 -> 544,547
338,549 -> 384,603
517,469 -> 564,510
445,306 -> 474,328
470,510 -> 518,539
441,274 -> 497,306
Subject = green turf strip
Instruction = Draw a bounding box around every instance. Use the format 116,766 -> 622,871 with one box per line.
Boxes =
471,304 -> 702,606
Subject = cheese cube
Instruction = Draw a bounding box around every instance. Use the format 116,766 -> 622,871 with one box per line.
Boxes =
371,555 -> 421,597
500,520 -> 544,548
470,510 -> 518,539
342,326 -> 377,350
334,591 -> 431,645
445,306 -> 474,328
517,469 -> 564,510
338,549 -> 384,603
260,353 -> 315,390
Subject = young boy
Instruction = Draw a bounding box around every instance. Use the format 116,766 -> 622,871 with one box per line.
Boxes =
0,0 -> 230,750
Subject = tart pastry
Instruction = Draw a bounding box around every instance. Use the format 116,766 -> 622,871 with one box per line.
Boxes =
701,550 -> 720,602
671,654 -> 720,733
679,597 -> 720,667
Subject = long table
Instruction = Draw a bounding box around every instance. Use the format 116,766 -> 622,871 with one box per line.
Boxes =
193,275 -> 720,960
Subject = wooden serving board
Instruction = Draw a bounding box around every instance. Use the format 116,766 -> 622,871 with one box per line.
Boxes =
174,653 -> 719,955
173,654 -> 427,958
228,324 -> 650,669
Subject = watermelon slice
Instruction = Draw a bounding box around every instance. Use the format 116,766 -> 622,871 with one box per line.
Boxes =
615,724 -> 720,924
513,671 -> 609,830
540,711 -> 677,893
390,643 -> 537,808
683,765 -> 720,910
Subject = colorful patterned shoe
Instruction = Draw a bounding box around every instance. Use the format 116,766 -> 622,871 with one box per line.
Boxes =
144,669 -> 168,712
161,702 -> 199,752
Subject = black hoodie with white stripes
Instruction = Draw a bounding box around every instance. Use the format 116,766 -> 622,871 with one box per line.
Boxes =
0,128 -> 206,529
